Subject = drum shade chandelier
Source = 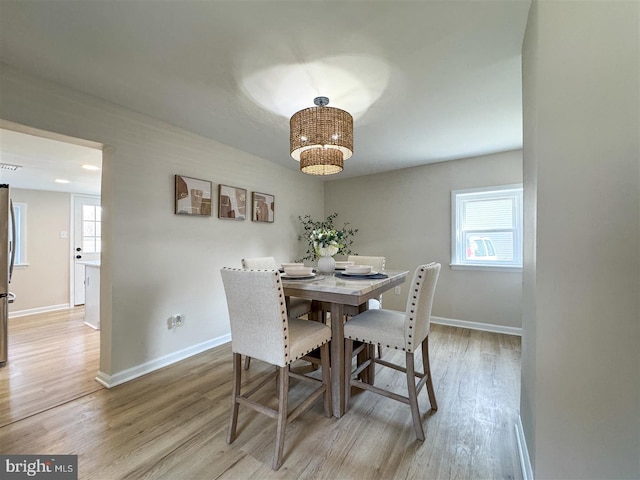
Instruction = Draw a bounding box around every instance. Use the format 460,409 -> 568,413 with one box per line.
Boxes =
290,96 -> 353,175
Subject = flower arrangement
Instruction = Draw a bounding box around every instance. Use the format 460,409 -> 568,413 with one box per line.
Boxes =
312,229 -> 342,257
296,212 -> 358,261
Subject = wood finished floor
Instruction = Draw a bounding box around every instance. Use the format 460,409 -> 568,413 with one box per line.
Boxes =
0,307 -> 102,427
0,314 -> 522,480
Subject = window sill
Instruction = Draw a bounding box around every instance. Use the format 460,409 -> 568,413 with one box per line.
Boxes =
450,264 -> 522,273
13,263 -> 29,270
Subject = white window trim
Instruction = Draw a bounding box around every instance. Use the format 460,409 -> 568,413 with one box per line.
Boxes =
450,184 -> 523,270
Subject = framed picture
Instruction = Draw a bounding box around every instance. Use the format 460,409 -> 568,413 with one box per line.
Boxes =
218,184 -> 247,220
175,175 -> 212,216
252,192 -> 275,223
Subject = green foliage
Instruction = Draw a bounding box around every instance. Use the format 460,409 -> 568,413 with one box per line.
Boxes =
296,212 -> 358,261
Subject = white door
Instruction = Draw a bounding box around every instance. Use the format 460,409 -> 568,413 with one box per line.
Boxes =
73,195 -> 101,306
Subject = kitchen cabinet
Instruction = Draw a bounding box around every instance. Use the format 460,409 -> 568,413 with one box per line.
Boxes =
83,262 -> 100,330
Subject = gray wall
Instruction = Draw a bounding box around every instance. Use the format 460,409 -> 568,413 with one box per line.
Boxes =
325,150 -> 523,328
0,64 -> 325,382
521,1 -> 640,478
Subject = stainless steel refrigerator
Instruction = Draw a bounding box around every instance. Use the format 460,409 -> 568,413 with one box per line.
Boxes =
0,184 -> 16,366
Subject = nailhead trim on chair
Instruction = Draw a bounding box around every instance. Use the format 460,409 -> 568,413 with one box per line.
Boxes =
287,343 -> 326,365
271,271 -> 291,358
405,265 -> 426,352
345,334 -> 407,351
275,270 -> 326,365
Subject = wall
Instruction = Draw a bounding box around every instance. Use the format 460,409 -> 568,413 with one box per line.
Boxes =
9,189 -> 71,313
521,1 -> 640,478
0,64 -> 324,382
325,150 -> 523,329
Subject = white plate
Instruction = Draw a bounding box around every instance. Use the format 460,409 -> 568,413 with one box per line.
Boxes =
340,270 -> 378,276
281,272 -> 317,279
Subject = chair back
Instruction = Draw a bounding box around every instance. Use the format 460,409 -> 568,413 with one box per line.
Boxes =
220,268 -> 290,366
242,256 -> 278,269
404,262 -> 440,351
347,255 -> 386,272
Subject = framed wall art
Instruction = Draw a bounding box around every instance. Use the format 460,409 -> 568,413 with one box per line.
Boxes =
218,184 -> 247,220
252,192 -> 275,223
175,175 -> 212,216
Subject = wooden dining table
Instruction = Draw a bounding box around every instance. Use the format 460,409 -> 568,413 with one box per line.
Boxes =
282,269 -> 409,418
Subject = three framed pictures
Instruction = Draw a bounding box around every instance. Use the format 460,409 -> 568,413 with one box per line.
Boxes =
175,175 -> 273,223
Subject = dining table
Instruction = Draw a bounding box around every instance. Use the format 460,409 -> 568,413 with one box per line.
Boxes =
281,269 -> 409,418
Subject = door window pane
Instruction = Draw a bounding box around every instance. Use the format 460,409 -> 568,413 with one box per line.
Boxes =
83,205 -> 95,221
81,204 -> 101,253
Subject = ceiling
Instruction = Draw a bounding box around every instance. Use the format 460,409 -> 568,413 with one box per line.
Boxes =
0,128 -> 102,195
0,0 -> 531,190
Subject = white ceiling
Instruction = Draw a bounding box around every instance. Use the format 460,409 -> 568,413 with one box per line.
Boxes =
0,128 -> 102,196
0,0 -> 531,188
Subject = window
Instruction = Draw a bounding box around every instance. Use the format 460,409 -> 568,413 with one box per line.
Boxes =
82,204 -> 102,253
11,202 -> 27,265
451,184 -> 523,269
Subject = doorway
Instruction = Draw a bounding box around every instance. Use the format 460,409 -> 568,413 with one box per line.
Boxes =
73,194 -> 101,306
0,121 -> 105,422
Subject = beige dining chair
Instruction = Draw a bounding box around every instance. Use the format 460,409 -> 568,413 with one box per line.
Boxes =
347,255 -> 386,357
242,256 -> 314,369
343,262 -> 441,441
220,268 -> 332,470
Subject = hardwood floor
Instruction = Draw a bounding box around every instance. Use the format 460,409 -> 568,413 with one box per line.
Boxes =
0,307 -> 102,427
0,323 -> 522,479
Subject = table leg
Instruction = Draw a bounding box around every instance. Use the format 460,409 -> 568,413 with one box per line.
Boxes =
330,302 -> 345,418
309,300 -> 322,322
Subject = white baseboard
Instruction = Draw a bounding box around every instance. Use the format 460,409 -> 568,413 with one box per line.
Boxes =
516,416 -> 534,480
95,333 -> 231,389
9,303 -> 71,318
431,316 -> 522,336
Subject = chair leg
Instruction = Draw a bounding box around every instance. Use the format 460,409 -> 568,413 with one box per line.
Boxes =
344,338 -> 354,407
406,352 -> 425,441
227,353 -> 242,444
357,343 -> 369,383
273,365 -> 289,470
422,336 -> 438,411
244,355 -> 251,370
367,344 -> 376,384
321,342 -> 332,417
377,344 -> 383,358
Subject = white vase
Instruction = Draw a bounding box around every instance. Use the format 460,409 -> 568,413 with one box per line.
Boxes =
317,255 -> 336,273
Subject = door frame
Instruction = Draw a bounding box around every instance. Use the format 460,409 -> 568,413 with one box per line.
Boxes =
70,194 -> 101,306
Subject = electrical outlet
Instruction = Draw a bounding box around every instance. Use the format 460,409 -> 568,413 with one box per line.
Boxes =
168,314 -> 184,330
394,286 -> 401,295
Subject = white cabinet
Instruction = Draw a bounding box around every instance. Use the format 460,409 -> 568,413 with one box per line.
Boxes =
83,263 -> 100,330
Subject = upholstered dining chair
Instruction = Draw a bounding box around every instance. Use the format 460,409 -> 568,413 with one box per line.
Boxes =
343,262 -> 440,441
347,255 -> 386,357
220,268 -> 332,470
242,256 -> 314,369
